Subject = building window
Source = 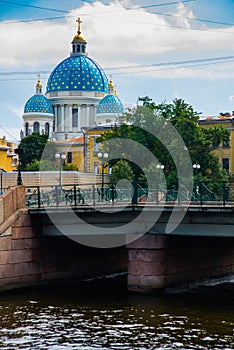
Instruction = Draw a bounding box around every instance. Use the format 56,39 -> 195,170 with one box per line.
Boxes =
72,108 -> 78,128
45,123 -> 50,136
223,139 -> 230,148
67,152 -> 72,163
25,122 -> 29,136
212,139 -> 219,148
82,45 -> 85,53
93,137 -> 100,152
94,162 -> 99,174
77,45 -> 80,53
33,122 -> 40,133
222,158 -> 229,172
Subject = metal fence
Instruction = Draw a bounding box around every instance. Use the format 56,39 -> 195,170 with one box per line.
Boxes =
25,181 -> 233,208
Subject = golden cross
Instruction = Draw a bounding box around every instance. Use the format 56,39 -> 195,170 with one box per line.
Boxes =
76,17 -> 82,34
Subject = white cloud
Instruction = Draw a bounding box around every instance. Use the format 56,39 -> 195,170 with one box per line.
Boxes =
7,105 -> 23,116
172,2 -> 195,29
0,0 -> 233,80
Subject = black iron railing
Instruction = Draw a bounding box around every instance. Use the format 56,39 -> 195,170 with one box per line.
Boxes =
25,180 -> 233,208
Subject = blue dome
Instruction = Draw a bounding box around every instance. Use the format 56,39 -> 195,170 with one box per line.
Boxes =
46,55 -> 108,93
97,94 -> 124,114
24,94 -> 53,114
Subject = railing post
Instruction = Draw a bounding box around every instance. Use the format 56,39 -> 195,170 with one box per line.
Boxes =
132,179 -> 138,206
156,183 -> 159,205
93,185 -> 96,207
74,185 -> 77,206
55,185 -> 59,207
111,184 -> 115,205
223,182 -> 226,206
199,182 -> 203,205
37,186 -> 41,208
177,186 -> 181,205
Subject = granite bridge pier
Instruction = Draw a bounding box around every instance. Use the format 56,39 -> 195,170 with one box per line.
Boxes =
0,186 -> 234,293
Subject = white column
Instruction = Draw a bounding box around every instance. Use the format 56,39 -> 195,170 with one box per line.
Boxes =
50,122 -> 53,138
54,105 -> 58,132
41,122 -> 45,135
90,104 -> 95,126
69,104 -> 73,131
61,104 -> 65,132
78,106 -> 82,131
86,105 -> 90,127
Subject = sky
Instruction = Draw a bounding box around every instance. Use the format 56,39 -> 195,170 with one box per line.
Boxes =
0,0 -> 234,141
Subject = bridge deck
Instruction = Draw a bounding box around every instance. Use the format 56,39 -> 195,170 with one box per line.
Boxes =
28,204 -> 234,239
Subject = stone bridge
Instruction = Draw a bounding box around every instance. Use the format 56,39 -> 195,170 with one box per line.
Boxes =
0,186 -> 233,293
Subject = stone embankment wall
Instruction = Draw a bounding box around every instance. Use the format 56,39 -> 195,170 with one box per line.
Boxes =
128,233 -> 234,293
0,187 -> 127,292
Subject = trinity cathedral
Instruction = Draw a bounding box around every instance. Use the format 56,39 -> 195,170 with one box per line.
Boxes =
10,18 -> 234,176
21,18 -> 124,141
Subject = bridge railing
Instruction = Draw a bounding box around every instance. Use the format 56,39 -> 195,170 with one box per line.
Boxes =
25,180 -> 233,208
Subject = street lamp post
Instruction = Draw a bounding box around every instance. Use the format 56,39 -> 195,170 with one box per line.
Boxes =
15,148 -> 24,186
193,163 -> 201,178
156,164 -> 164,183
156,164 -> 164,203
55,153 -> 66,188
97,152 -> 108,200
0,168 -> 6,195
193,163 -> 201,196
81,127 -> 87,172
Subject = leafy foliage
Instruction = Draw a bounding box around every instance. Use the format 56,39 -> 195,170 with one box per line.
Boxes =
62,164 -> 79,171
97,98 -> 229,187
25,159 -> 57,171
109,159 -> 134,185
18,133 -> 58,171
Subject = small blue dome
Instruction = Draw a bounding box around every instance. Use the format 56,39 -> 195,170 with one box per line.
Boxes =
97,95 -> 124,114
24,94 -> 53,114
46,55 -> 108,93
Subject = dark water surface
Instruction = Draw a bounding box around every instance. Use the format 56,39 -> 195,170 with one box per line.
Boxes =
0,276 -> 233,350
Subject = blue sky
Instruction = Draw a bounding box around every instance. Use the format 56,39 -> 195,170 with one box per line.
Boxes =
0,0 -> 234,141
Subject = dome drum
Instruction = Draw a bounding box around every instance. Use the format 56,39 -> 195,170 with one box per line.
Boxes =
22,112 -> 54,118
46,90 -> 106,100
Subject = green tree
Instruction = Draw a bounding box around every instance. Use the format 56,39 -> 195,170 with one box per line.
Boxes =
97,98 -> 229,188
109,159 -> 134,185
18,133 -> 58,170
25,159 -> 58,171
62,164 -> 79,171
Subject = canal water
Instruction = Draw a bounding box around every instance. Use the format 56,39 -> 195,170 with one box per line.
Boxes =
0,276 -> 233,350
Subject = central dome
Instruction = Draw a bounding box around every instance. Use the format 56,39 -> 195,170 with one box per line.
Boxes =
46,55 -> 109,93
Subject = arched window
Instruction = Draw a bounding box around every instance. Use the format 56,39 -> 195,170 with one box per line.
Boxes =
33,122 -> 40,133
77,45 -> 80,53
45,122 -> 50,136
25,122 -> 29,136
82,45 -> 85,53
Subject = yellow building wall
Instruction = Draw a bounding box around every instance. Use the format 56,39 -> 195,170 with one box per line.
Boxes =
85,129 -> 109,174
0,137 -> 17,172
54,141 -> 84,172
199,119 -> 234,175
